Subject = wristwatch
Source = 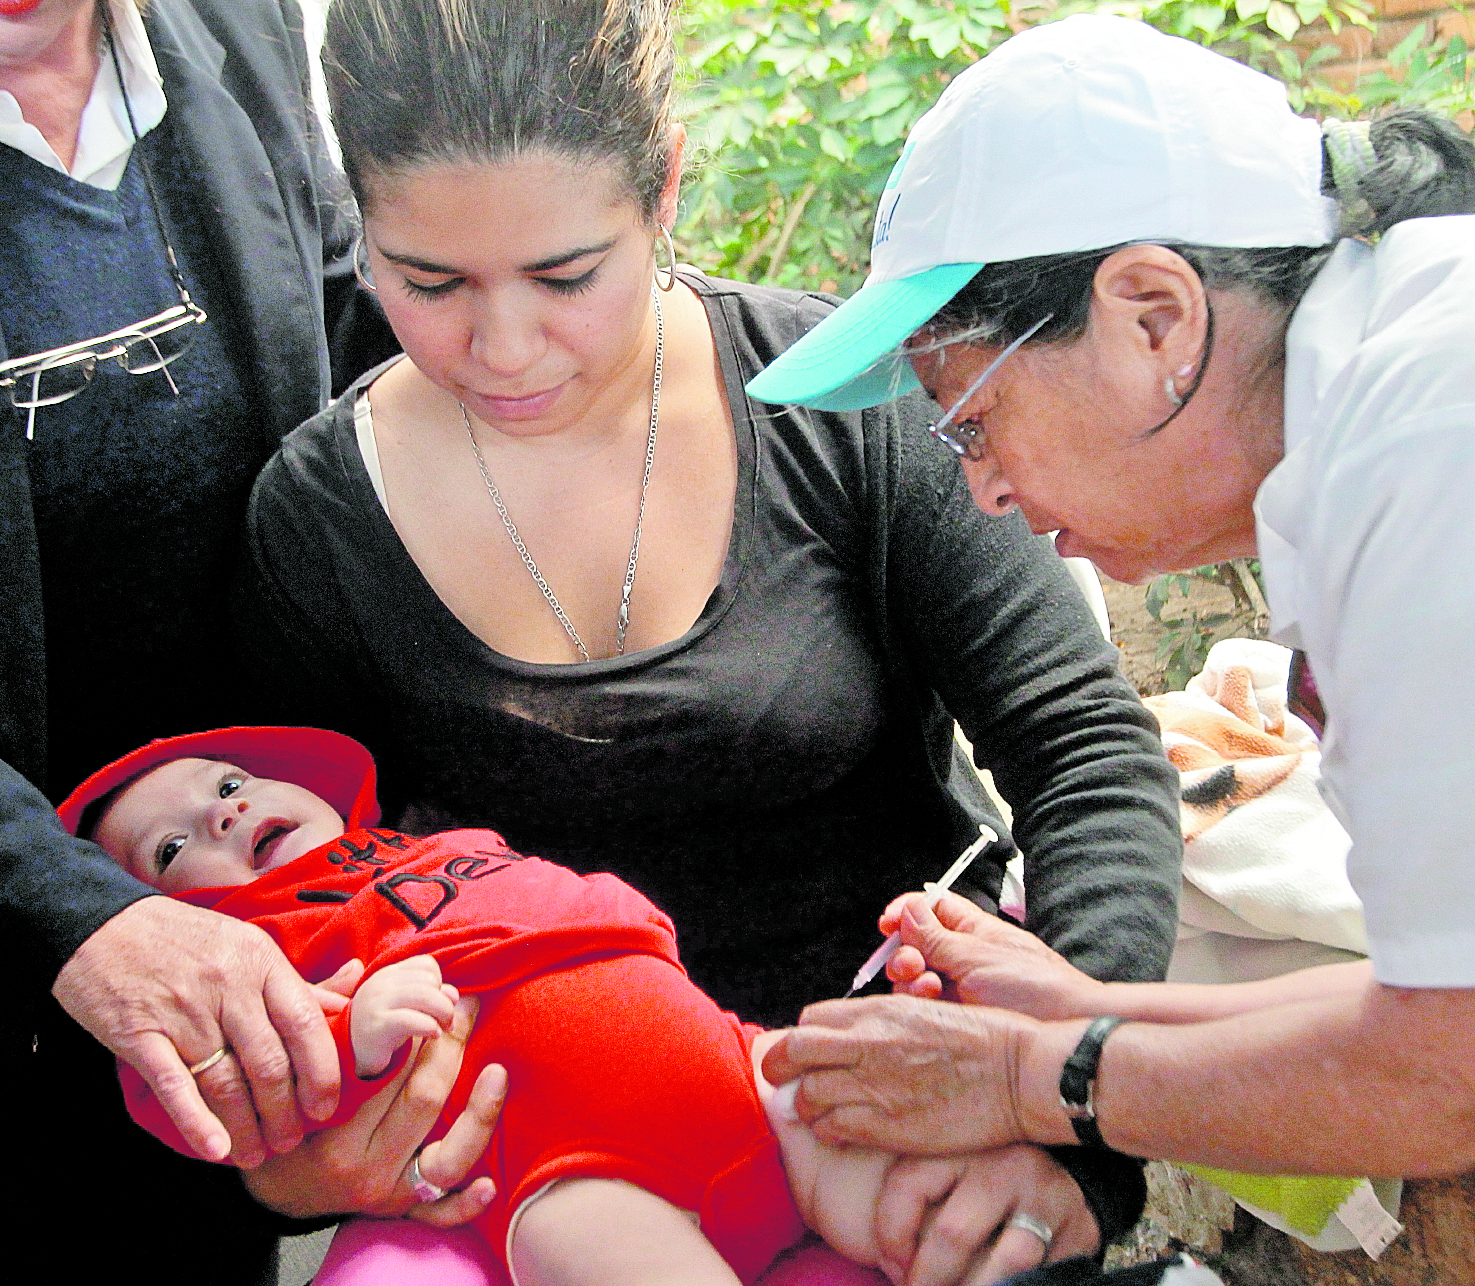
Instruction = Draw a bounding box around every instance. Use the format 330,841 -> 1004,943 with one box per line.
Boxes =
1058,1015 -> 1126,1150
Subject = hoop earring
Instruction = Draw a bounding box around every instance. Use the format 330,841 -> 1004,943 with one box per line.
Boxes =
654,224 -> 677,292
1163,376 -> 1183,408
352,235 -> 377,293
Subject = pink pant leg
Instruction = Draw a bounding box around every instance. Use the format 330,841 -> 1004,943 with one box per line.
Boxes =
757,1233 -> 891,1286
313,1218 -> 509,1286
314,1219 -> 885,1286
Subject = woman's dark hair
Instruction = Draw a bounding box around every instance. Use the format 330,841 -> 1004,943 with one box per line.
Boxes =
928,108 -> 1475,350
323,0 -> 678,218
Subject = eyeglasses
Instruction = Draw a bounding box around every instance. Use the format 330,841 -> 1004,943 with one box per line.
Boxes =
924,314 -> 1053,461
0,299 -> 208,440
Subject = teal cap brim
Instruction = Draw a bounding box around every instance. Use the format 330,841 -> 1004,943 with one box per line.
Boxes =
745,263 -> 983,411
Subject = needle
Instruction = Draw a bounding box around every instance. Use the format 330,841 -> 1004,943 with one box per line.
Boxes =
843,823 -> 998,998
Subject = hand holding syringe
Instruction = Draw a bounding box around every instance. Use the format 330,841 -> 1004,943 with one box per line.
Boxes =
844,823 -> 998,998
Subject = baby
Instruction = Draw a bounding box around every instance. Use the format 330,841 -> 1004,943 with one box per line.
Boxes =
60,726 -> 914,1286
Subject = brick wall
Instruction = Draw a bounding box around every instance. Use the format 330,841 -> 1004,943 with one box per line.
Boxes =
1312,0 -> 1472,89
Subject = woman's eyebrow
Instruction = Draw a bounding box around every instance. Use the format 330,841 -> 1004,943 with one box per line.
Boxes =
377,249 -> 466,275
375,239 -> 620,277
522,238 -> 619,273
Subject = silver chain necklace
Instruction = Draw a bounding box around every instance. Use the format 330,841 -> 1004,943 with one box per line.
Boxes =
461,288 -> 664,662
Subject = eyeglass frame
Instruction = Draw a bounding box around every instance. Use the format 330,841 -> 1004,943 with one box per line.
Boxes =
921,313 -> 1054,461
0,299 -> 208,440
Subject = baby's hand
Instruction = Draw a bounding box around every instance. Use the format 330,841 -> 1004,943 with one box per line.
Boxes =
349,955 -> 459,1078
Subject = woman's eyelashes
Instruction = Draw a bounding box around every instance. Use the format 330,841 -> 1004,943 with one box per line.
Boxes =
538,266 -> 599,296
401,275 -> 463,300
398,265 -> 601,301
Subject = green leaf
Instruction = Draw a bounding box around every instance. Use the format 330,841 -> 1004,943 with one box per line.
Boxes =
856,82 -> 914,119
1235,0 -> 1272,20
820,127 -> 850,161
1185,4 -> 1227,34
910,15 -> 964,59
1265,2 -> 1300,41
1388,22 -> 1428,67
871,102 -> 914,145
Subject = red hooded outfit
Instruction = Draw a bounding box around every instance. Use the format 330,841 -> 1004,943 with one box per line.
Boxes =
60,729 -> 803,1284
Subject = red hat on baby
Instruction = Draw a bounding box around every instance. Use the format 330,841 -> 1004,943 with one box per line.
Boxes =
58,726 -> 382,837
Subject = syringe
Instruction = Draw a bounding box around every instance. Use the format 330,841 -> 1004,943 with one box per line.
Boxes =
843,823 -> 997,998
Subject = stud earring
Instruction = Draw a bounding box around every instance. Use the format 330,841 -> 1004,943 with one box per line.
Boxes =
1164,363 -> 1195,408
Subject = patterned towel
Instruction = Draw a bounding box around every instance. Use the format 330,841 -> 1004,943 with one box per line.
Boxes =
1145,639 -> 1366,956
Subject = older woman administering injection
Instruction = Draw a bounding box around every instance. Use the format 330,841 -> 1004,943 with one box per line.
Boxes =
754,14 -> 1475,1238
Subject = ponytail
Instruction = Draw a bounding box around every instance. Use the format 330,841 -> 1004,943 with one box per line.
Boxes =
1324,109 -> 1475,241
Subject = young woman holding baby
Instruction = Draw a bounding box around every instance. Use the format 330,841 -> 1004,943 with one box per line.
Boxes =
233,2 -> 1185,1281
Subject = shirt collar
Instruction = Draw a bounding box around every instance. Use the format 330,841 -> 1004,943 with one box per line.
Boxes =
0,0 -> 167,190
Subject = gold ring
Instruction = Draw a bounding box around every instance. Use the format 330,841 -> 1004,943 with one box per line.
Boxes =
188,1048 -> 228,1076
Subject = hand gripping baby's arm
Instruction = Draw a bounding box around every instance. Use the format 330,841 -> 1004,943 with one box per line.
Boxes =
350,955 -> 460,1078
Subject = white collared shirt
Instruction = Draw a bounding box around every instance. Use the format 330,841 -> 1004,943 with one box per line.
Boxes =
1256,214 -> 1475,987
0,0 -> 167,190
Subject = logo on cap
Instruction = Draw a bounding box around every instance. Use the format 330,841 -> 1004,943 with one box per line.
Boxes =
873,138 -> 917,249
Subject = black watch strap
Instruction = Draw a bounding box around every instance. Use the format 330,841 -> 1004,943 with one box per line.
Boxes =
1058,1015 -> 1126,1150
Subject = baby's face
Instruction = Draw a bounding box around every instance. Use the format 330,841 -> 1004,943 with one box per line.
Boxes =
96,758 -> 346,895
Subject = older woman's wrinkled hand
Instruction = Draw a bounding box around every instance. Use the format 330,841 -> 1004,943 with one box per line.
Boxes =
875,1145 -> 1100,1286
51,897 -> 342,1168
760,993 -> 1037,1154
881,894 -> 1107,1021
244,994 -> 502,1226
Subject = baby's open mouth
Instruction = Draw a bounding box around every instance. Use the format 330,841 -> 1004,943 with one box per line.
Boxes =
251,821 -> 297,870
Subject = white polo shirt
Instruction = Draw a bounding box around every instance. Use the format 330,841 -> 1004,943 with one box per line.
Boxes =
1257,214 -> 1475,986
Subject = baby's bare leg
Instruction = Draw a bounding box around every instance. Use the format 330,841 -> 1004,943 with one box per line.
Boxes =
509,1178 -> 741,1286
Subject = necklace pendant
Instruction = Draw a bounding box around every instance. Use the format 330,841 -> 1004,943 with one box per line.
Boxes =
462,288 -> 662,664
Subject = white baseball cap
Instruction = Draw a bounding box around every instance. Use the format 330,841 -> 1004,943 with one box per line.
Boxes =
746,15 -> 1335,412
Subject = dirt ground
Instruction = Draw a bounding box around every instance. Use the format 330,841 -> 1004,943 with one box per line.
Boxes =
1112,1164 -> 1475,1286
1097,572 -> 1253,696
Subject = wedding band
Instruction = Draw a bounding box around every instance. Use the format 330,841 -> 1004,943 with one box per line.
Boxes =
1008,1212 -> 1054,1252
188,1048 -> 227,1076
408,1152 -> 445,1203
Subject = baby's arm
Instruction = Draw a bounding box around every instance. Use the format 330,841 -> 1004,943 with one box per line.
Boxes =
350,955 -> 459,1078
751,1031 -> 1096,1286
750,1030 -> 893,1266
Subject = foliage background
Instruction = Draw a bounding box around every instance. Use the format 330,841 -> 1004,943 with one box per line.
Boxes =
673,0 -> 1472,294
